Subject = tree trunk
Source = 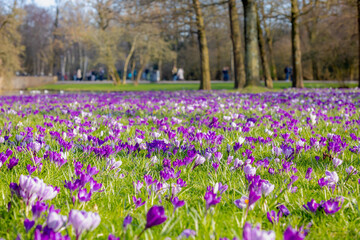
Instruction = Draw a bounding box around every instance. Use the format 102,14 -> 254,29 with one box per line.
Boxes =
130,58 -> 136,82
123,38 -> 137,85
291,0 -> 304,88
158,58 -> 162,81
135,57 -> 147,86
259,2 -> 277,81
109,65 -> 121,85
193,0 -> 211,90
263,27 -> 277,81
257,8 -> 273,88
242,0 -> 261,87
228,0 -> 246,89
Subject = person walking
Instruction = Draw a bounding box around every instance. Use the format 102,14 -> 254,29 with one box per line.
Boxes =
76,69 -> 82,81
177,68 -> 184,81
172,66 -> 178,81
284,66 -> 289,81
284,66 -> 292,82
222,67 -> 229,81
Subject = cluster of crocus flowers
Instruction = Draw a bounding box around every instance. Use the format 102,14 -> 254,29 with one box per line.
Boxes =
68,209 -> 101,239
234,175 -> 274,212
267,205 -> 290,224
10,175 -> 59,205
64,162 -> 102,203
204,186 -> 221,211
303,197 -> 343,215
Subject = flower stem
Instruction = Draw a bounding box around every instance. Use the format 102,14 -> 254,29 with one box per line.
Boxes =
137,228 -> 146,239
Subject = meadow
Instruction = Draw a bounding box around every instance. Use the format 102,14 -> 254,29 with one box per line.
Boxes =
0,89 -> 360,239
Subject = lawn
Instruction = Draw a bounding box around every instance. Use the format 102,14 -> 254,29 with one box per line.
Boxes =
0,89 -> 360,239
32,81 -> 359,92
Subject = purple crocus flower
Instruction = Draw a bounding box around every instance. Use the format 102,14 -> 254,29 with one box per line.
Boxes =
27,164 -> 37,175
243,222 -> 275,240
305,167 -> 313,180
132,196 -> 146,209
145,205 -> 167,229
89,178 -> 102,192
284,226 -> 305,240
261,181 -> 274,197
267,210 -> 279,224
176,178 -> 187,187
78,188 -> 92,202
179,229 -> 196,238
318,177 -> 328,188
332,158 -> 343,168
46,211 -> 67,231
64,180 -> 79,193
108,234 -> 120,240
234,196 -> 253,210
171,196 -> 185,213
32,201 -> 48,219
204,187 -> 221,210
214,182 -> 228,195
346,166 -> 357,175
24,219 -> 35,233
303,199 -> 320,213
7,157 -> 19,170
244,164 -> 256,178
277,204 -> 290,217
144,175 -> 155,186
68,210 -> 101,239
287,175 -> 298,190
87,164 -> 99,176
212,162 -> 219,172
133,180 -> 144,194
321,198 -> 343,215
192,154 -> 206,170
248,187 -> 261,207
123,214 -> 132,229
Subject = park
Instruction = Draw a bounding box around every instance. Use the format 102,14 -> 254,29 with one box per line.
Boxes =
0,0 -> 360,239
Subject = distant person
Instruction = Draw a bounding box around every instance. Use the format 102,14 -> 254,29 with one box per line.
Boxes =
222,67 -> 229,81
145,69 -> 151,81
177,68 -> 184,81
172,66 -> 178,81
76,69 -> 82,81
91,70 -> 96,81
142,70 -> 147,80
284,66 -> 292,82
86,71 -> 91,81
99,68 -> 104,81
156,70 -> 160,82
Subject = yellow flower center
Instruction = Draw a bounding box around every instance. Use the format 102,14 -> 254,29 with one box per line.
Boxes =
245,199 -> 249,204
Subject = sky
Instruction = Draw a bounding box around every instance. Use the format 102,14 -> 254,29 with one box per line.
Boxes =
32,0 -> 56,7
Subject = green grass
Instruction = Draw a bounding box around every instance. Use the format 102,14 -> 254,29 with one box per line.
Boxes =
31,81 -> 359,92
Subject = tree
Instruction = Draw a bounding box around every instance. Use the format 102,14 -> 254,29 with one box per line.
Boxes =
291,0 -> 304,88
193,0 -> 211,90
20,4 -> 53,76
0,0 -> 23,83
257,4 -> 273,88
228,0 -> 246,89
242,0 -> 261,87
258,1 -> 278,80
90,0 -> 122,84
